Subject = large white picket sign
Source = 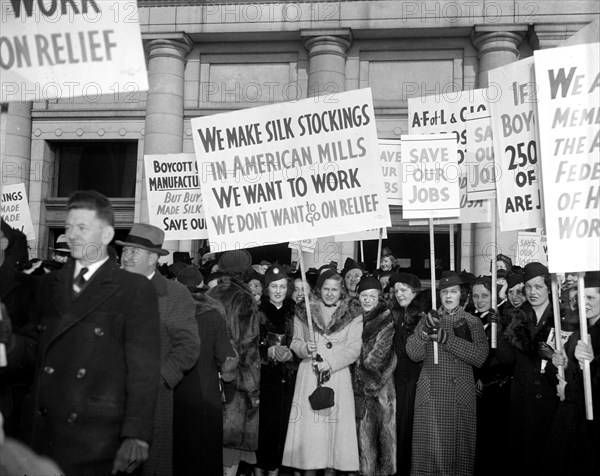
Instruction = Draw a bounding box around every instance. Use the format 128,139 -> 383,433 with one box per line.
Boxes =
144,153 -> 208,241
489,57 -> 544,232
1,0 -> 148,103
401,134 -> 460,220
191,88 -> 391,251
379,139 -> 402,205
1,183 -> 35,240
465,110 -> 497,201
534,42 -> 600,272
408,89 -> 491,224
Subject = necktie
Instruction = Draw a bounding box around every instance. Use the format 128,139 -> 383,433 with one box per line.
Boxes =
73,267 -> 89,296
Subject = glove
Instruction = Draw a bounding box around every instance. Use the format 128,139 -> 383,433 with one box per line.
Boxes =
436,328 -> 448,345
475,379 -> 484,398
423,310 -> 440,334
272,345 -> 293,362
111,438 -> 149,474
538,342 -> 554,361
488,309 -> 498,325
305,341 -> 317,357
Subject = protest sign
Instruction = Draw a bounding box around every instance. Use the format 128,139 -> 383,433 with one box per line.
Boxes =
465,110 -> 497,200
1,183 -> 35,240
191,88 -> 391,251
288,239 -> 317,254
1,0 -> 148,103
379,139 -> 402,205
515,231 -> 548,267
534,42 -> 600,272
144,153 -> 207,241
401,134 -> 460,220
489,57 -> 544,232
334,228 -> 388,242
408,89 -> 491,223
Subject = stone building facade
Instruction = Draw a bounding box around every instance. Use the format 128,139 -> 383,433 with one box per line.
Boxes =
2,1 -> 599,275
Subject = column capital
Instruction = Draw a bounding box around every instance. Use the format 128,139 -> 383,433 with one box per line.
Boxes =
301,28 -> 352,59
471,25 -> 527,58
142,32 -> 193,63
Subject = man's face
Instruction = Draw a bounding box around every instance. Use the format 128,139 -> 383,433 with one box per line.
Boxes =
65,209 -> 113,264
584,288 -> 600,320
121,246 -> 156,277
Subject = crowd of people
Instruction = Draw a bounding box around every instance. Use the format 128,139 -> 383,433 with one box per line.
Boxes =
1,189 -> 599,476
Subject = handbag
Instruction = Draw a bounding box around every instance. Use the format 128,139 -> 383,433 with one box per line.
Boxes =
308,365 -> 335,411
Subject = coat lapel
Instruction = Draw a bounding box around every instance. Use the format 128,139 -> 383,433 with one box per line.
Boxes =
50,260 -> 120,341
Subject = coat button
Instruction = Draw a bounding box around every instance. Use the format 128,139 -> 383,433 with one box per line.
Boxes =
94,327 -> 104,337
534,380 -> 540,385
37,406 -> 47,416
76,368 -> 87,379
536,393 -> 542,399
326,342 -> 333,349
66,412 -> 78,423
36,324 -> 47,332
43,366 -> 54,375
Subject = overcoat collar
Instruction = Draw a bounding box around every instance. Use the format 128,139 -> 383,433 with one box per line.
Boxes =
361,300 -> 392,342
151,270 -> 168,296
295,295 -> 362,335
50,258 -> 120,340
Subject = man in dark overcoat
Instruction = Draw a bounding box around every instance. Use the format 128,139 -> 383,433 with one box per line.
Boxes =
1,190 -> 161,476
118,223 -> 199,476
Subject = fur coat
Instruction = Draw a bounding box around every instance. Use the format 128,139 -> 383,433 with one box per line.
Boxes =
353,299 -> 397,476
282,296 -> 363,471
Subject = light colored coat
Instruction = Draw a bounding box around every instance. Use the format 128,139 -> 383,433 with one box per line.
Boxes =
406,307 -> 488,476
282,297 -> 363,472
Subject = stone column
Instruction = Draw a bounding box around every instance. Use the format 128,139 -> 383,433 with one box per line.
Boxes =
300,29 -> 355,269
2,102 -> 32,190
471,26 -> 526,275
141,33 -> 193,257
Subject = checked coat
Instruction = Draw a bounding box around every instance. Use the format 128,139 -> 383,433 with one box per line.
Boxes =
406,307 -> 488,476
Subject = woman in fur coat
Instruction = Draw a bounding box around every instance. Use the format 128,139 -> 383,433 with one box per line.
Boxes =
282,269 -> 363,476
254,264 -> 299,476
173,291 -> 238,476
388,273 -> 429,476
406,271 -> 488,476
352,276 -> 396,476
207,279 -> 261,476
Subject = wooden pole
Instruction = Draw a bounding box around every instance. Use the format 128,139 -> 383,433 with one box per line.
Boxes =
0,301 -> 7,367
577,273 -> 594,420
449,224 -> 455,270
297,248 -> 314,343
429,218 -> 438,365
360,240 -> 364,264
490,200 -> 498,349
550,274 -> 565,380
376,228 -> 383,270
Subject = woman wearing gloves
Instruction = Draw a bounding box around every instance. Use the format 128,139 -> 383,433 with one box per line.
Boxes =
406,271 -> 488,476
254,264 -> 298,476
282,269 -> 363,476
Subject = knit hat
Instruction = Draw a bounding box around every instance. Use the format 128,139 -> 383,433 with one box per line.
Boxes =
176,265 -> 205,290
264,263 -> 288,287
507,271 -> 524,289
389,272 -> 421,290
316,268 -> 340,290
341,258 -> 364,278
356,276 -> 382,295
115,223 -> 169,256
318,262 -> 338,274
438,271 -> 465,290
218,249 -> 252,274
523,262 -> 549,283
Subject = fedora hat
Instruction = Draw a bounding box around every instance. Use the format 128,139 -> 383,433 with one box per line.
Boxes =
49,234 -> 70,252
115,223 -> 169,256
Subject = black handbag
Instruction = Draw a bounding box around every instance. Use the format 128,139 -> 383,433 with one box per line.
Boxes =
308,365 -> 334,411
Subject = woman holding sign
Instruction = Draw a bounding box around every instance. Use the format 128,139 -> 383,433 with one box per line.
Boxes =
406,271 -> 488,476
282,269 -> 363,476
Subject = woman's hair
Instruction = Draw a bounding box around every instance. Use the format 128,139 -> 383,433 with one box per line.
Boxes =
473,277 -> 492,292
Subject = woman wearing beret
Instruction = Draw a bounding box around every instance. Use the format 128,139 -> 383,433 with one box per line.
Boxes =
254,264 -> 298,476
406,271 -> 488,476
388,272 -> 429,476
352,276 -> 396,476
495,262 -> 558,475
282,269 -> 363,476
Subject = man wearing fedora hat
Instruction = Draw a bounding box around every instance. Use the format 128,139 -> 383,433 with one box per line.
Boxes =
118,223 -> 199,476
0,190 -> 161,476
